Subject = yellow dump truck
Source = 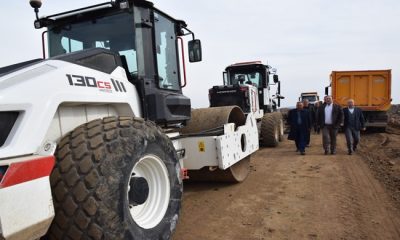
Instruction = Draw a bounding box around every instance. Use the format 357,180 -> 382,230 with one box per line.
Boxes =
325,70 -> 392,128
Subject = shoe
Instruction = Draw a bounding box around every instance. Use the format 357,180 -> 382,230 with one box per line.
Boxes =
296,149 -> 299,152
348,150 -> 352,155
353,145 -> 357,152
331,150 -> 336,155
324,150 -> 329,155
301,152 -> 306,155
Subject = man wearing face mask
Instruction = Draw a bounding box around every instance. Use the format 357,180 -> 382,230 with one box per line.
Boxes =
317,96 -> 344,155
343,99 -> 366,155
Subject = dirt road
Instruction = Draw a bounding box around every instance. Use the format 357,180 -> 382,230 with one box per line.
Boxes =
173,133 -> 400,240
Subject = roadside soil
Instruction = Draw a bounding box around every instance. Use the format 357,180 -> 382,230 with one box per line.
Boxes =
173,133 -> 400,240
357,104 -> 400,208
359,130 -> 400,209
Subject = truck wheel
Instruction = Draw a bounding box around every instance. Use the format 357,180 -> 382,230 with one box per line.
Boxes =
272,112 -> 284,142
47,117 -> 182,240
261,114 -> 279,147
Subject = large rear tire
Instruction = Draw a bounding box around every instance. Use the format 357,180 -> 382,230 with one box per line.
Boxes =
261,114 -> 279,147
47,117 -> 182,240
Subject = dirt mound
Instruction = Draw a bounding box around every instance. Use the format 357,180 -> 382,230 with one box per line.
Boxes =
359,132 -> 400,209
388,104 -> 400,129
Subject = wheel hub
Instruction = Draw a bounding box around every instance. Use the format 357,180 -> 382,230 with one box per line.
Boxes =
128,177 -> 149,206
128,154 -> 170,229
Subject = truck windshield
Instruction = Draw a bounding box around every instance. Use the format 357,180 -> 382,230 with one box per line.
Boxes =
302,96 -> 317,102
229,71 -> 261,87
48,12 -> 138,74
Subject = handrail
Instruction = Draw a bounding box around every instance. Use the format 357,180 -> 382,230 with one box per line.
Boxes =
41,31 -> 47,59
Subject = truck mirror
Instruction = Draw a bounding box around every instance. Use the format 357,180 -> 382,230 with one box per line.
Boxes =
188,39 -> 202,62
273,75 -> 279,83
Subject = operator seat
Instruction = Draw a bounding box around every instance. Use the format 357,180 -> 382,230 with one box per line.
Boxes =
238,75 -> 246,84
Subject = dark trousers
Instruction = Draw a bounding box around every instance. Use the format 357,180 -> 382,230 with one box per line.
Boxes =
322,125 -> 338,152
314,124 -> 320,134
345,128 -> 360,151
306,128 -> 311,145
295,127 -> 307,153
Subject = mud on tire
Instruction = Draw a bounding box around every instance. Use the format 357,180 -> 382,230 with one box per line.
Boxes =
46,117 -> 182,240
261,114 -> 279,147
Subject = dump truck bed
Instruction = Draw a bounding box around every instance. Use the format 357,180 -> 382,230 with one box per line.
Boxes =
331,70 -> 392,111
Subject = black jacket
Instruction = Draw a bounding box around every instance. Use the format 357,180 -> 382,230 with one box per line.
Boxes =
317,103 -> 344,129
343,107 -> 365,130
288,109 -> 311,140
303,106 -> 315,125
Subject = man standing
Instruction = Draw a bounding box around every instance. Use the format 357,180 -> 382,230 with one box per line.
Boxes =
288,102 -> 311,155
343,99 -> 366,155
302,99 -> 313,146
317,96 -> 343,155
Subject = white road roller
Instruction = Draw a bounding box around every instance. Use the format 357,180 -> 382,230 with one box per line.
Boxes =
0,0 -> 259,239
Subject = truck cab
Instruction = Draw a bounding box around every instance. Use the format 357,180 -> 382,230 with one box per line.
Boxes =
299,92 -> 320,106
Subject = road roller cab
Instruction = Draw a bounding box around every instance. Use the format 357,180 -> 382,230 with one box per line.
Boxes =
209,61 -> 285,147
210,61 -> 283,115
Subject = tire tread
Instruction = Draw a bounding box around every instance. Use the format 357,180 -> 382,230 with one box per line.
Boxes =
47,117 -> 180,240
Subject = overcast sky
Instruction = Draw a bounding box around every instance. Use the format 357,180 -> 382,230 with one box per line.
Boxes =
1,0 -> 399,108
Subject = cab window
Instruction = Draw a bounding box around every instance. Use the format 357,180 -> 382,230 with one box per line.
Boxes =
154,12 -> 180,90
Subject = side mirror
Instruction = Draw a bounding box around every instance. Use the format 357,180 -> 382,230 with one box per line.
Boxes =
273,75 -> 279,83
188,39 -> 202,62
325,86 -> 329,95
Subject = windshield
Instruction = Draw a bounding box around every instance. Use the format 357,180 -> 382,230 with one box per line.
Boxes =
48,12 -> 138,74
302,95 -> 317,102
229,71 -> 262,87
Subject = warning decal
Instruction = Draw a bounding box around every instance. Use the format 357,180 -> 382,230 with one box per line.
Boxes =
198,141 -> 205,152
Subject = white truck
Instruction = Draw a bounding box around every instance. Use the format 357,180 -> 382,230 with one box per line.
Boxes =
299,92 -> 320,106
0,1 -> 259,239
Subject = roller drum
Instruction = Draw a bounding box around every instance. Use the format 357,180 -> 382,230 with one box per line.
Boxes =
180,106 -> 246,134
182,106 -> 251,183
